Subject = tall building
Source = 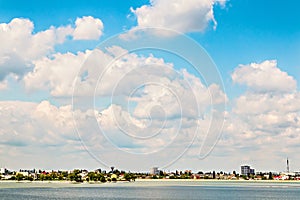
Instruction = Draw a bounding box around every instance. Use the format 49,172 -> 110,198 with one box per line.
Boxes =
241,165 -> 255,176
150,167 -> 159,175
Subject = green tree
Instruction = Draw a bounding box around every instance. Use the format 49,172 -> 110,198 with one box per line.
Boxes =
50,172 -> 57,180
58,175 -> 64,180
123,173 -> 136,181
16,173 -> 24,181
152,175 -> 158,179
269,172 -> 273,180
28,176 -> 34,181
111,177 -> 117,182
68,173 -> 75,181
61,171 -> 68,178
45,174 -> 53,180
39,174 -> 45,181
88,172 -> 96,181
100,176 -> 106,183
68,169 -> 82,182
159,171 -> 164,176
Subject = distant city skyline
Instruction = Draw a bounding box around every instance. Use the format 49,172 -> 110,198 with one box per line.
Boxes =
0,0 -> 300,172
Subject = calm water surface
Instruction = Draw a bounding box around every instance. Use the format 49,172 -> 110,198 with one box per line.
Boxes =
1,181 -> 300,200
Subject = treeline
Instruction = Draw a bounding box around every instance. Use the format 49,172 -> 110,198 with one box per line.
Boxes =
6,169 -> 136,182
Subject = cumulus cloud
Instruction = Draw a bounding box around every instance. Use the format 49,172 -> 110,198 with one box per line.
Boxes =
232,60 -> 297,93
0,18 -> 73,83
24,50 -> 92,96
24,46 -> 227,122
124,0 -> 225,38
26,45 -> 225,166
0,80 -> 7,90
73,16 -> 104,40
0,100 -> 108,169
0,98 -> 224,170
221,94 -> 300,170
0,17 -> 104,89
0,101 -> 77,147
219,61 -> 300,170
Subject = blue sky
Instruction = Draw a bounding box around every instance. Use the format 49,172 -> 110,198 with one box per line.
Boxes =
0,0 -> 300,172
1,0 -> 299,99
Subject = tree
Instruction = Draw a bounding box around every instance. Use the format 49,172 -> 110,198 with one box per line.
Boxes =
39,174 -> 45,181
124,173 -> 131,181
88,172 -> 96,181
123,173 -> 136,182
269,172 -> 273,180
50,172 -> 58,180
58,175 -> 64,180
100,176 -> 106,183
45,174 -> 53,180
152,175 -> 158,179
111,177 -> 117,182
68,169 -> 82,182
115,169 -> 121,176
61,171 -> 68,178
68,173 -> 75,181
159,171 -> 164,176
16,173 -> 24,181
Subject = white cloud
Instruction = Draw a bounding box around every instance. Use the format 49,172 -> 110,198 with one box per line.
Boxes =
27,45 -> 225,166
0,100 -> 105,169
24,50 -> 92,96
232,60 -> 297,93
218,61 -> 300,171
0,80 -> 8,90
24,46 -> 227,124
0,101 -> 77,146
0,17 -> 105,89
221,92 -> 300,171
0,18 -> 72,85
0,98 -> 225,170
128,0 -> 225,35
73,16 -> 104,40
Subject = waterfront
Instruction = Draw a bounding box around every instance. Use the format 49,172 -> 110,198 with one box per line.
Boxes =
1,180 -> 300,199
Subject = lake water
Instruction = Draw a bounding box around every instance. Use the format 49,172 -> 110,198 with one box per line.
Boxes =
1,180 -> 300,199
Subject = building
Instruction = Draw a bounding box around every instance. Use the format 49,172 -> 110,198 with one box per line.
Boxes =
17,171 -> 29,177
0,168 -> 7,175
241,165 -> 255,176
150,167 -> 159,175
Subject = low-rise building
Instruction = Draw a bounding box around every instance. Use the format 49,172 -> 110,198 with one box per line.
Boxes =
0,167 -> 7,174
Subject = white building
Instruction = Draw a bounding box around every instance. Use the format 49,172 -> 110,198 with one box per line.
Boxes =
17,171 -> 29,177
0,168 -> 6,174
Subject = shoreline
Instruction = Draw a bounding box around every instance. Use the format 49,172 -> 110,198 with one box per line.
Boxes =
1,179 -> 300,184
1,179 -> 300,189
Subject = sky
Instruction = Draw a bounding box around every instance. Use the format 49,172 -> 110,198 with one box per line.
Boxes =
0,0 -> 300,173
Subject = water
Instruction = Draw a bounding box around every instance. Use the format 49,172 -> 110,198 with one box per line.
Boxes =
1,180 -> 300,199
